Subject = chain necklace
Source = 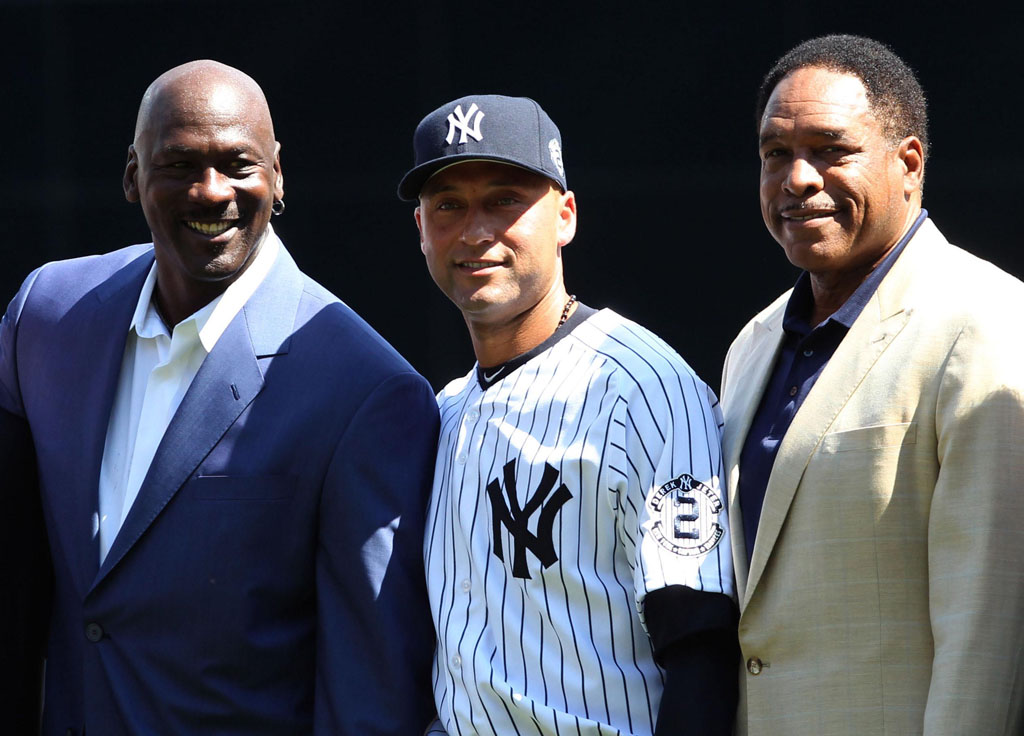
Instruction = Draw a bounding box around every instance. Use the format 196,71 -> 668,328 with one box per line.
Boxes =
558,294 -> 577,328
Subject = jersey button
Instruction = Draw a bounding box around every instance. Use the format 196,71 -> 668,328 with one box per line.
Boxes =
466,410 -> 479,421
746,657 -> 763,675
451,654 -> 462,669
460,579 -> 471,592
85,622 -> 104,642
788,386 -> 798,397
457,453 -> 467,464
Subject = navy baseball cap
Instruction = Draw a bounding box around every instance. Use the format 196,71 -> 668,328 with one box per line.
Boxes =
397,94 -> 567,201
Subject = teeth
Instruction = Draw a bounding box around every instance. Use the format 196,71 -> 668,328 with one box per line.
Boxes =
462,261 -> 496,268
788,214 -> 829,221
185,221 -> 234,235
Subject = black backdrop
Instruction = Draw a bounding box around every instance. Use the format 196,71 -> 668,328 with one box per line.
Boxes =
4,0 -> 1021,390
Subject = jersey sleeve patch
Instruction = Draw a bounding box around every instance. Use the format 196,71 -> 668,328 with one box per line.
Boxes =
646,473 -> 724,557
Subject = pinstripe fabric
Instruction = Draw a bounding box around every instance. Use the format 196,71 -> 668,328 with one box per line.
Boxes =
426,309 -> 734,735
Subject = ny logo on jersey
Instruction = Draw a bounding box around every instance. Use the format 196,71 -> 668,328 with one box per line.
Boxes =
446,103 -> 485,145
487,460 -> 573,579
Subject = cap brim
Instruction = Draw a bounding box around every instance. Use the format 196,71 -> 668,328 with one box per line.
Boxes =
397,154 -> 564,201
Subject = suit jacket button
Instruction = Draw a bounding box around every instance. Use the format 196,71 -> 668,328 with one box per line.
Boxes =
85,622 -> 104,642
746,657 -> 763,675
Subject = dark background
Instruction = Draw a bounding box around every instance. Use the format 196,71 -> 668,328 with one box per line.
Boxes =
4,1 -> 1021,391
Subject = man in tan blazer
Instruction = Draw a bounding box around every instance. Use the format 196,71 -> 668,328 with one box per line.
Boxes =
722,34 -> 1024,735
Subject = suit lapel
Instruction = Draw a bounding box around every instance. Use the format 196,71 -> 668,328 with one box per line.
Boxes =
94,314 -> 264,585
740,224 -> 939,608
92,236 -> 304,589
57,251 -> 153,597
723,306 -> 787,600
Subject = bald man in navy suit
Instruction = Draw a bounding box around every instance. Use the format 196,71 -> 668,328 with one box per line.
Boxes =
0,60 -> 438,735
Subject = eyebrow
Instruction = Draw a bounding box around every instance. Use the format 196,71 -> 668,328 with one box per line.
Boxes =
758,127 -> 846,147
157,144 -> 196,155
156,144 -> 257,156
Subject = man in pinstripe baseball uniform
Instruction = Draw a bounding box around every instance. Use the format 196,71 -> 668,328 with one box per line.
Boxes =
399,95 -> 739,735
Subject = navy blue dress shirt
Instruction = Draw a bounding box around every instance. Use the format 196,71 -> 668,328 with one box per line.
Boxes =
737,210 -> 927,564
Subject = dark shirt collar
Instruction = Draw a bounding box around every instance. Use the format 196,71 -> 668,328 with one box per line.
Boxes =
782,209 -> 927,336
475,303 -> 598,389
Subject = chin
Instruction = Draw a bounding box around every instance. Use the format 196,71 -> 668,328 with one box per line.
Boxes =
196,268 -> 243,283
185,256 -> 250,283
210,246 -> 263,278
779,237 -> 833,269
455,296 -> 495,317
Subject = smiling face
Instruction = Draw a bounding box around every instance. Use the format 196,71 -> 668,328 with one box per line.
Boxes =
415,160 -> 576,361
124,63 -> 283,322
758,66 -> 922,284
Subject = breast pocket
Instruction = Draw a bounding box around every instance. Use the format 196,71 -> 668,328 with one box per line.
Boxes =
192,475 -> 296,500
821,422 -> 917,453
815,421 -> 922,527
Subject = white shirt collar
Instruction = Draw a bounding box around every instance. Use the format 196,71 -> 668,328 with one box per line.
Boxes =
129,224 -> 281,352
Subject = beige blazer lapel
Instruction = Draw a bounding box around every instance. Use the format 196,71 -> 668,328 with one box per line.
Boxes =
722,297 -> 787,601
742,222 -> 940,608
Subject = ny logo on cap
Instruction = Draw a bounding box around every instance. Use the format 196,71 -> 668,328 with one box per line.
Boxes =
446,103 -> 485,145
548,139 -> 564,177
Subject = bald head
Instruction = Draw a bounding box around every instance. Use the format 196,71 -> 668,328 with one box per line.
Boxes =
134,60 -> 276,153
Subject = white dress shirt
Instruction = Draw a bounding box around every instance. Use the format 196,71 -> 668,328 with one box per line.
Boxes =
96,228 -> 280,563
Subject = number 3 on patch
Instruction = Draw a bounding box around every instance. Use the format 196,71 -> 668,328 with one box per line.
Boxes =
647,474 -> 724,556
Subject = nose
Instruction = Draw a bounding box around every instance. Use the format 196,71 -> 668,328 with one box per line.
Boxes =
783,157 -> 824,197
459,204 -> 497,246
189,167 -> 234,205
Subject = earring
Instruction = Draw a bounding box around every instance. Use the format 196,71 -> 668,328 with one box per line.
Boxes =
271,200 -> 286,216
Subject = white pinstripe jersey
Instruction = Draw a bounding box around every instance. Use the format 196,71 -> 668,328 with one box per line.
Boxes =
425,308 -> 734,736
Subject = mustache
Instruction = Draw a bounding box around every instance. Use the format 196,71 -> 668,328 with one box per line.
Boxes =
181,205 -> 241,220
780,201 -> 838,214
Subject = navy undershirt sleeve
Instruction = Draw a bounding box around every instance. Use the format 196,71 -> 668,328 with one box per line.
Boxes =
646,585 -> 739,735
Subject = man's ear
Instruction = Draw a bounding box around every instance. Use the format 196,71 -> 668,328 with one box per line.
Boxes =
557,190 -> 577,248
273,141 -> 284,202
414,206 -> 426,254
898,135 -> 925,197
123,145 -> 140,203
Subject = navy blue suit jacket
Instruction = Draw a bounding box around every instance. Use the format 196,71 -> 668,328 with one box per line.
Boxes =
0,235 -> 439,735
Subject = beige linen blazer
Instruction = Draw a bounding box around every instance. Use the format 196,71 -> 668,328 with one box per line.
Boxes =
721,219 -> 1024,736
